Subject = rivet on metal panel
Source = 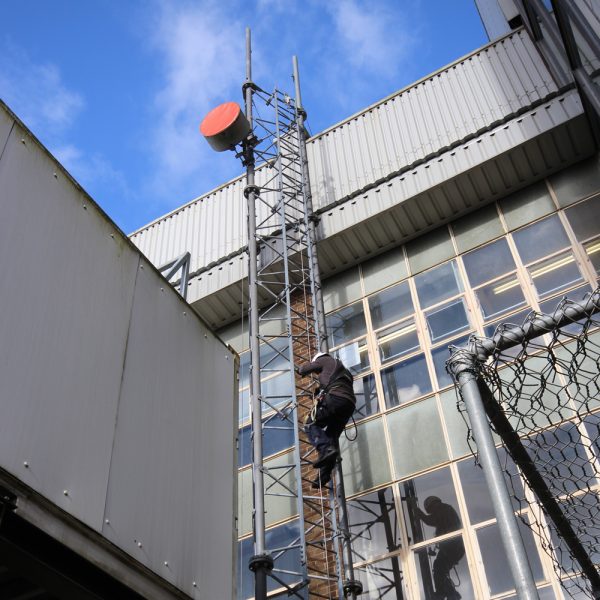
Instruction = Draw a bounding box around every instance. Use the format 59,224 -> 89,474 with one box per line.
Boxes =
23,461 -> 29,468
20,138 -> 25,144
137,541 -> 143,548
105,519 -> 110,524
193,582 -> 197,587
53,172 -> 58,178
161,287 -> 164,292
63,490 -> 69,496
110,234 -> 114,239
164,561 -> 169,567
204,334 -> 208,339
183,311 -> 187,316
83,205 -> 87,210
140,265 -> 144,270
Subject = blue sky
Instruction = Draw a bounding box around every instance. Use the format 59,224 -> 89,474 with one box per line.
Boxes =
0,1 -> 487,234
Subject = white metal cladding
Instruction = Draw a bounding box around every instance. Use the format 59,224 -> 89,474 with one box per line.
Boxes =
130,30 -> 558,271
305,29 -> 558,208
0,102 -> 237,599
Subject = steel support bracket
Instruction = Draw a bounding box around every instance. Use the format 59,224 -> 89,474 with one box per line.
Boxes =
343,579 -> 363,597
248,553 -> 274,573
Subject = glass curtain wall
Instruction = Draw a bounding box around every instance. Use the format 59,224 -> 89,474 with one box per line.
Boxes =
234,157 -> 600,599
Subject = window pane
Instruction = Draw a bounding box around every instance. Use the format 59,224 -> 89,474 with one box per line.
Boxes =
551,155 -> 600,207
528,251 -> 584,299
326,302 -> 367,347
550,492 -> 600,574
431,334 -> 470,389
239,389 -> 249,424
565,197 -> 600,242
381,354 -> 432,408
354,373 -> 379,420
523,422 -> 596,495
513,215 -> 570,264
477,518 -> 544,596
261,372 -> 292,411
238,413 -> 295,468
355,557 -> 406,599
584,237 -> 600,275
378,318 -> 420,364
400,466 -> 460,544
340,417 -> 391,496
323,268 -> 362,312
407,226 -> 455,274
539,284 -> 593,335
457,452 -> 523,524
368,280 -> 414,329
440,389 -> 473,459
238,521 -> 302,599
475,274 -> 526,320
259,337 -> 289,373
414,536 -> 473,600
387,398 -> 448,479
483,308 -> 535,360
239,352 -> 250,390
415,261 -> 463,309
463,238 -> 516,287
425,298 -> 470,343
500,181 -> 555,230
452,204 -> 504,254
348,487 -> 400,563
362,246 -> 408,296
333,338 -> 370,375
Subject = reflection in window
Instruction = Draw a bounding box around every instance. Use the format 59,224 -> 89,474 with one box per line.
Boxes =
463,238 -> 516,287
565,197 -> 600,243
238,412 -> 295,468
259,337 -> 290,372
237,521 -> 302,599
261,372 -> 293,411
415,261 -> 463,309
475,274 -> 526,320
348,487 -> 400,564
477,517 -> 544,596
513,215 -> 570,264
523,423 -> 596,495
326,302 -> 367,347
400,466 -> 460,544
378,318 -> 420,363
538,284 -> 593,335
457,452 -> 524,525
431,335 -> 469,389
381,354 -> 432,407
425,298 -> 470,343
355,557 -> 406,599
414,535 -> 473,600
528,251 -> 584,299
369,280 -> 414,330
483,308 -> 533,360
550,492 -> 600,575
354,373 -> 379,420
333,338 -> 370,374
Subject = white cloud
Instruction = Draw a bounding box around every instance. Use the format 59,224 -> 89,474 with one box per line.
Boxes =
0,43 -> 84,137
147,1 -> 244,190
328,0 -> 415,75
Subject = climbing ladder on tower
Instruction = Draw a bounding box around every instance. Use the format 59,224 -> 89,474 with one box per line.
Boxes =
235,31 -> 361,600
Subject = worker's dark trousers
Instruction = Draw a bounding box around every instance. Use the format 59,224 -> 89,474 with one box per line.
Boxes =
306,393 -> 355,454
432,538 -> 465,599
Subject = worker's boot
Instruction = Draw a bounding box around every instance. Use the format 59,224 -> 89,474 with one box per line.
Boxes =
313,446 -> 338,468
311,468 -> 332,489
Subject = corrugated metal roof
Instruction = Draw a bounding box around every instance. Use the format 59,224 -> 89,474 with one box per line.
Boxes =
129,28 -> 596,328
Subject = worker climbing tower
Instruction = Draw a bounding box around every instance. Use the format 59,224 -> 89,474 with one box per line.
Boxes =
202,29 -> 361,600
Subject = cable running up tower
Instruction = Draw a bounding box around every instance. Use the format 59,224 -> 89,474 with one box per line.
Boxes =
202,28 -> 361,600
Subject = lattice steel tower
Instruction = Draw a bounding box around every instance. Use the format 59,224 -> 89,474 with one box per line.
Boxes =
227,28 -> 362,600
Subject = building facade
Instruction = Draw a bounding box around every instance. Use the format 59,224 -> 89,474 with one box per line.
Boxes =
131,3 -> 600,598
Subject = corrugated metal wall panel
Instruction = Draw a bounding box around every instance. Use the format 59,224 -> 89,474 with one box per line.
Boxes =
131,30 -> 557,277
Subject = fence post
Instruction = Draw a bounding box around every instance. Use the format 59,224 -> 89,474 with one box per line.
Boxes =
447,348 -> 540,600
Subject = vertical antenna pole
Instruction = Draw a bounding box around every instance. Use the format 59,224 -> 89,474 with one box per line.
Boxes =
293,55 -> 362,599
246,26 -> 272,600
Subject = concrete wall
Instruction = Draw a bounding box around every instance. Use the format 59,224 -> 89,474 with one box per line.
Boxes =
0,101 -> 237,600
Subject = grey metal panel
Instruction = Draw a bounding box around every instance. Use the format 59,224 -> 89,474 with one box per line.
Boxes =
0,102 -> 14,157
0,117 -> 138,531
0,102 -> 237,599
102,256 -> 237,598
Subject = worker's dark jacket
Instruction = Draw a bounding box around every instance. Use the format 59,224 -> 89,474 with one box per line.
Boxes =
297,355 -> 355,404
